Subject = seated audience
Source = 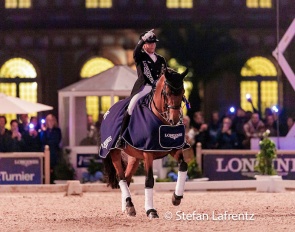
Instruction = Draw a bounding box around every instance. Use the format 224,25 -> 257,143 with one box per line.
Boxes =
243,112 -> 265,149
216,117 -> 239,149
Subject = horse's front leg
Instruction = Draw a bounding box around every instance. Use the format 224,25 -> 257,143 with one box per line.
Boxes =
143,152 -> 159,219
171,150 -> 188,206
111,150 -> 136,216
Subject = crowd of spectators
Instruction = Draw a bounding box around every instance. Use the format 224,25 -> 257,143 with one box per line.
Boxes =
185,107 -> 295,151
1,108 -> 294,174
0,114 -> 62,182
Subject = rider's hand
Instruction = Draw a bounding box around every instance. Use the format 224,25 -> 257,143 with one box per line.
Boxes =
142,29 -> 154,41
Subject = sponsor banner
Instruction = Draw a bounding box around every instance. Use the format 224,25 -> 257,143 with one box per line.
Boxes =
77,154 -> 102,168
203,154 -> 295,180
0,157 -> 42,184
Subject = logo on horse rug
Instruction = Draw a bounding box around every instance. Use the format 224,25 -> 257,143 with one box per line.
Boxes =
99,96 -> 187,158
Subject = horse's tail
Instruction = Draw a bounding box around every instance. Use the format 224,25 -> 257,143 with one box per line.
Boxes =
103,151 -> 128,189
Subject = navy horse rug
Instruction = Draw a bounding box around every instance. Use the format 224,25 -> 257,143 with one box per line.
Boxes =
99,95 -> 187,158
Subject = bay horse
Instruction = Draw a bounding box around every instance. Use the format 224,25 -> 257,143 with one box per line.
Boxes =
100,68 -> 189,219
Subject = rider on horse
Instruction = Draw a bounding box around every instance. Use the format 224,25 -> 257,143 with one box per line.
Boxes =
115,29 -> 167,148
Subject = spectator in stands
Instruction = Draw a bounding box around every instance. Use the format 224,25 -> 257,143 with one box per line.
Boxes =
286,116 -> 295,134
263,107 -> 273,123
243,112 -> 265,149
30,116 -> 41,132
264,114 -> 277,136
182,115 -> 195,161
80,114 -> 99,146
232,108 -> 247,149
207,110 -> 221,149
22,116 -> 42,152
190,111 -> 209,149
0,116 -> 10,152
18,114 -> 29,134
216,117 -> 239,149
245,111 -> 253,122
184,115 -> 194,145
6,119 -> 26,152
40,114 -> 62,183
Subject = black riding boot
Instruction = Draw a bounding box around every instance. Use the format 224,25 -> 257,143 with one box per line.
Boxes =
115,111 -> 131,148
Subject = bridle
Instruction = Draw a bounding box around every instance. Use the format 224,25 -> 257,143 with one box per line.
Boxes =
152,79 -> 184,125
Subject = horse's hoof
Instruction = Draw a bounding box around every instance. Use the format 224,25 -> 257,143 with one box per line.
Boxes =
126,206 -> 136,216
125,197 -> 136,216
172,192 -> 183,206
146,209 -> 159,219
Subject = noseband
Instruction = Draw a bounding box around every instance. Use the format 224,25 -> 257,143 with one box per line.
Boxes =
152,80 -> 184,125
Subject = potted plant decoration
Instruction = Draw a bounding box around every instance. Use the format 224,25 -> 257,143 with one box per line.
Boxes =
254,130 -> 284,192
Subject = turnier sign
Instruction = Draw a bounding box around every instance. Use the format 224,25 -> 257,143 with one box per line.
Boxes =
0,157 -> 42,184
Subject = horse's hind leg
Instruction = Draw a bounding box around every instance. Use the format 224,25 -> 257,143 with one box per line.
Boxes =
143,152 -> 159,219
111,150 -> 136,216
172,154 -> 188,206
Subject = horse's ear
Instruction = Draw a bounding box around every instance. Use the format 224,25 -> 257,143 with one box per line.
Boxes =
181,68 -> 189,80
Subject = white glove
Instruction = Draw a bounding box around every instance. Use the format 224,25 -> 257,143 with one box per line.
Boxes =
142,29 -> 154,41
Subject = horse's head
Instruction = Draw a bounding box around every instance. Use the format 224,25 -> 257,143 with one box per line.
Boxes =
152,68 -> 188,125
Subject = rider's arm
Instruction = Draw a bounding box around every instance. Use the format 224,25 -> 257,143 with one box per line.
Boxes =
133,39 -> 145,64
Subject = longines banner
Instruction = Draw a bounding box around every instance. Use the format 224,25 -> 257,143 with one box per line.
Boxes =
203,154 -> 295,180
0,157 -> 42,184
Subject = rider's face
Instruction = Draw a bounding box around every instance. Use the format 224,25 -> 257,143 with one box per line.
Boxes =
143,42 -> 156,53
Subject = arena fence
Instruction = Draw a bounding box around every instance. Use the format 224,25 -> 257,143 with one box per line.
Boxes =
1,143 -> 295,193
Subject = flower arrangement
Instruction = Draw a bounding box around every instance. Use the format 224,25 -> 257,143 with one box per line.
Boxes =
255,130 -> 277,175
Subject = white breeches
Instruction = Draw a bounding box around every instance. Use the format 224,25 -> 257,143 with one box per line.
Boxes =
127,85 -> 152,115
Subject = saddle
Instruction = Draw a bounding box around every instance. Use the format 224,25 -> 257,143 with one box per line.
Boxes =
99,94 -> 187,158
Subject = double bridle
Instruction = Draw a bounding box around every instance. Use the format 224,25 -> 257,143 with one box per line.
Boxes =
152,80 -> 184,125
